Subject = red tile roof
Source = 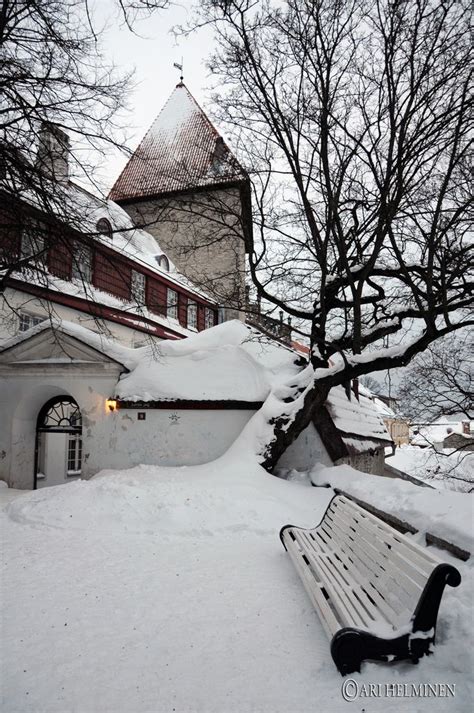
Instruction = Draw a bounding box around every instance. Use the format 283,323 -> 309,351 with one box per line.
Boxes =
109,84 -> 247,202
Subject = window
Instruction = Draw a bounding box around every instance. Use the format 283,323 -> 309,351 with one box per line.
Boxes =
21,229 -> 45,263
96,218 -> 113,240
19,312 -> 44,333
131,270 -> 146,306
71,242 -> 92,282
187,300 -> 197,329
167,288 -> 178,320
67,434 -> 82,475
204,307 -> 215,329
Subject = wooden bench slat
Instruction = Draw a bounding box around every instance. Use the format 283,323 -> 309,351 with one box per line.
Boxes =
320,513 -> 417,616
296,535 -> 374,629
328,505 -> 429,593
301,531 -> 404,628
334,498 -> 436,576
285,543 -> 341,638
336,497 -> 440,572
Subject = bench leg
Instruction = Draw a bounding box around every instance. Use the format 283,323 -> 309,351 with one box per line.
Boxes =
330,628 -> 411,676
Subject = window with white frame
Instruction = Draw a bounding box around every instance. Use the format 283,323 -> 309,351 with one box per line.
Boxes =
187,300 -> 197,329
19,312 -> 44,333
71,242 -> 92,282
204,307 -> 215,329
131,270 -> 146,306
167,288 -> 178,320
67,434 -> 82,475
21,228 -> 45,263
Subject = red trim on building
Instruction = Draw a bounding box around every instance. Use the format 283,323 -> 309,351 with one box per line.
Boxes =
6,278 -> 186,340
117,399 -> 264,410
48,239 -> 73,280
94,239 -> 216,308
93,250 -> 132,302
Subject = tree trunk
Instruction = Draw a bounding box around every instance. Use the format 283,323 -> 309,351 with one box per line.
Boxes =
259,381 -> 330,472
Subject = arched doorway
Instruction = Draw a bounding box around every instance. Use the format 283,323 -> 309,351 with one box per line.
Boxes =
34,396 -> 82,489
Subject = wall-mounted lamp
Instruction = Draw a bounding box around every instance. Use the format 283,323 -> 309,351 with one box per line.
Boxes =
106,399 -> 117,412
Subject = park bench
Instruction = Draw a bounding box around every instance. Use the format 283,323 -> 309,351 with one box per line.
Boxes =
280,494 -> 461,675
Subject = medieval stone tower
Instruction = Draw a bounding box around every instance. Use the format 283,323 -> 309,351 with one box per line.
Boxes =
109,83 -> 251,320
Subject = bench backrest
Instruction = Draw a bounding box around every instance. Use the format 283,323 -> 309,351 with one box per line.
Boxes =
316,495 -> 443,629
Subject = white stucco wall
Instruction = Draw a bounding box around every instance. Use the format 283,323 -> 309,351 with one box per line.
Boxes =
276,422 -> 333,471
100,408 -> 256,470
1,356 -> 332,489
0,365 -> 120,489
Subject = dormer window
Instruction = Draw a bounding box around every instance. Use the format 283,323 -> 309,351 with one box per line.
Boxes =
96,218 -> 113,240
155,254 -> 170,271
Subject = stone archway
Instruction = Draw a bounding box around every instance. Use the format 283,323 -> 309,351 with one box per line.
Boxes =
34,396 -> 82,489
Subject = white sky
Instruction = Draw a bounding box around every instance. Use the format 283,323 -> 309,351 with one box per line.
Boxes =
94,1 -> 214,193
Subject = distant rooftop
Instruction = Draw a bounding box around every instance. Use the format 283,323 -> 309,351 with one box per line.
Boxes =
109,83 -> 247,203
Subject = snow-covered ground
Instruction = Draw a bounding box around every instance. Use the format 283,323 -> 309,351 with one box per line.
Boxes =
387,445 -> 474,493
1,457 -> 472,713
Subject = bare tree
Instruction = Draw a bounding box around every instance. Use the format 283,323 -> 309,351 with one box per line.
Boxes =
0,0 -> 170,334
398,330 -> 473,422
0,0 -> 169,271
190,0 -> 473,470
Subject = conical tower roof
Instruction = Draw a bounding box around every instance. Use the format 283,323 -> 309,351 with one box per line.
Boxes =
109,83 -> 247,202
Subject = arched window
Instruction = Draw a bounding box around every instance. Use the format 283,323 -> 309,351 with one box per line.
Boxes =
155,254 -> 170,271
96,218 -> 113,240
35,396 -> 82,489
38,398 -> 82,430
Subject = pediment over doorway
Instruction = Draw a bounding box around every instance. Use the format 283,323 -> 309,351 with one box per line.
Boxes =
0,326 -> 128,373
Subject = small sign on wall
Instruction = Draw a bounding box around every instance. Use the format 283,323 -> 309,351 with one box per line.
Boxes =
137,412 -> 146,421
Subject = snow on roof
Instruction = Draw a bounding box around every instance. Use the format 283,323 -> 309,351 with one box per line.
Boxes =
0,319 -> 140,369
326,386 -> 392,444
70,183 -> 214,301
412,415 -> 473,446
5,168 -> 215,302
109,83 -> 247,202
8,268 -> 199,340
2,317 -> 391,444
358,383 -> 396,418
115,321 -> 302,402
115,321 -> 391,442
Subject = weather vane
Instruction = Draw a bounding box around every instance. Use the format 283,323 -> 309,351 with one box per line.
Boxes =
173,59 -> 184,83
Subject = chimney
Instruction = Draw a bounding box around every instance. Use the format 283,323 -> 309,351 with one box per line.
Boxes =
36,123 -> 70,183
462,421 -> 470,435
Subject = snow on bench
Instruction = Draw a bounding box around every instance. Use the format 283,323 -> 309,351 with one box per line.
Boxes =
279,494 -> 461,676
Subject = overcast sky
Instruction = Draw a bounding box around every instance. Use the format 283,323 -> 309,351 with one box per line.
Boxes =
94,1 -> 214,193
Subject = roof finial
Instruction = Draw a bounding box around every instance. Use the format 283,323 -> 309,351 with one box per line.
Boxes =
173,59 -> 184,85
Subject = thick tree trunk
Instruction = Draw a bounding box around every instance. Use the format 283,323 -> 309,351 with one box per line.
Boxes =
259,381 -> 330,472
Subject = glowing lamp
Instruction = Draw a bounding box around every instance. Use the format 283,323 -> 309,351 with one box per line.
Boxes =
106,399 -> 117,412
